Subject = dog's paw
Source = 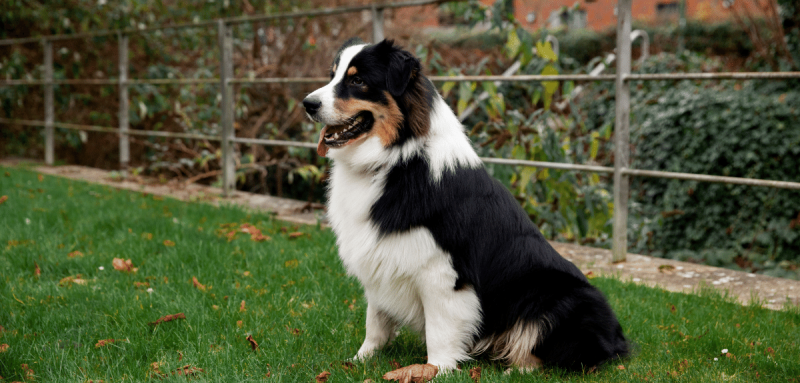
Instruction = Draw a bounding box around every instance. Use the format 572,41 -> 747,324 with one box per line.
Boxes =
352,349 -> 375,362
425,359 -> 459,374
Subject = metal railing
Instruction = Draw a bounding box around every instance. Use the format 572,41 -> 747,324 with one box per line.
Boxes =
1,0 -> 800,263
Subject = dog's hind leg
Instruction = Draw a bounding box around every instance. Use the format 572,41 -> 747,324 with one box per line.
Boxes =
354,304 -> 398,360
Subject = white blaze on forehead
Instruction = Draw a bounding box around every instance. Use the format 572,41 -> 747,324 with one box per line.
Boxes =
307,44 -> 367,123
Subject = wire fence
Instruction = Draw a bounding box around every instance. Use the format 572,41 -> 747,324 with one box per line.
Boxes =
1,0 -> 800,262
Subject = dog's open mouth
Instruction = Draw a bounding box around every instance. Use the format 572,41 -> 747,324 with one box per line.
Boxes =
317,111 -> 374,156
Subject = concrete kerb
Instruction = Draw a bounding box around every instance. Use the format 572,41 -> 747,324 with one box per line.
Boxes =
3,159 -> 798,311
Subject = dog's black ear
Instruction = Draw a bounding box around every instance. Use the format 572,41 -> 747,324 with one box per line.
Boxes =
376,39 -> 420,97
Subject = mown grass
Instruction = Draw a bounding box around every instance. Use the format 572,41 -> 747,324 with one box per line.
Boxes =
0,165 -> 799,382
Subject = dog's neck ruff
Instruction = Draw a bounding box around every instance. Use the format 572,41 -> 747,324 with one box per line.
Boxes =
327,93 -> 481,181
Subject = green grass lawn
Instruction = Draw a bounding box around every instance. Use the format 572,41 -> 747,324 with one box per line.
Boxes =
1,165 -> 799,382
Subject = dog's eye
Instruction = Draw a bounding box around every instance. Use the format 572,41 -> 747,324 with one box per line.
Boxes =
352,76 -> 364,86
329,71 -> 335,80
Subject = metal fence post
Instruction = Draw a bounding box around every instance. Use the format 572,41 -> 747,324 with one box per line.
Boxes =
612,0 -> 632,263
118,33 -> 129,177
43,39 -> 54,165
218,20 -> 235,196
371,5 -> 385,43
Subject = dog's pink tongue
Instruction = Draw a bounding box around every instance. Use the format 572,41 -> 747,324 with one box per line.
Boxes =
317,126 -> 329,157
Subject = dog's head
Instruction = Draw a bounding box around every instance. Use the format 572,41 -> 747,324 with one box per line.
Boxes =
303,38 -> 434,158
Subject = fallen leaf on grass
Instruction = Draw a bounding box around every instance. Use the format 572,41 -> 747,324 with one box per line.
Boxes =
315,371 -> 331,382
148,313 -> 186,326
240,223 -> 271,242
0,195 -> 7,205
112,258 -> 138,273
246,334 -> 259,350
68,251 -> 84,258
0,344 -> 8,352
134,281 -> 150,288
192,277 -> 207,291
469,366 -> 481,382
288,232 -> 304,239
390,360 -> 401,370
21,363 -> 34,380
285,326 -> 302,335
150,362 -> 165,378
240,300 -> 246,312
340,361 -> 355,371
617,365 -> 625,370
163,240 -> 175,247
95,339 -> 126,348
173,365 -> 204,377
383,364 -> 438,383
284,259 -> 299,268
766,347 -> 775,356
59,275 -> 87,287
585,271 -> 596,279
237,320 -> 243,328
670,305 -> 677,313
34,262 -> 41,277
37,174 -> 43,182
658,265 -> 676,273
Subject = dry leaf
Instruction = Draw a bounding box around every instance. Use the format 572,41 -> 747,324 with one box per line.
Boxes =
288,232 -> 304,239
0,195 -> 7,205
95,339 -> 125,348
284,259 -> 299,268
670,305 -> 677,313
240,223 -> 271,242
112,258 -> 138,273
658,264 -> 676,273
148,312 -> 186,326
341,361 -> 355,371
237,320 -> 243,328
163,240 -> 175,247
390,360 -> 401,370
59,274 -> 87,287
584,271 -> 596,279
469,366 -> 481,382
617,365 -> 625,370
766,347 -> 775,356
37,174 -> 44,182
192,277 -> 207,291
178,351 -> 183,361
150,362 -> 165,378
21,363 -> 34,380
134,281 -> 150,288
0,344 -> 8,353
246,334 -> 259,350
285,326 -> 302,335
173,365 -> 204,377
315,371 -> 331,382
68,251 -> 84,258
382,364 -> 438,383
34,262 -> 41,277
240,300 -> 246,312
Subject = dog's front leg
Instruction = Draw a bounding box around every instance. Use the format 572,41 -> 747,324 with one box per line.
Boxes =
354,304 -> 398,361
418,270 -> 481,372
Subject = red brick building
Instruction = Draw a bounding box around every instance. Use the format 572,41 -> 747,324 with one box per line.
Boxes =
393,0 -> 763,33
513,0 -> 745,31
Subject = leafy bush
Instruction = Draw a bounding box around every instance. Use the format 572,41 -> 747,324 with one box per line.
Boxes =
628,81 -> 800,277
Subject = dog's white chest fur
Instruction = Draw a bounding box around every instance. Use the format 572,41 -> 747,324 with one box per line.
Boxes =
327,157 -> 456,331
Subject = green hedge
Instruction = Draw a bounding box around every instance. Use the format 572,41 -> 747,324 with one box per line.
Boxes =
630,82 -> 800,277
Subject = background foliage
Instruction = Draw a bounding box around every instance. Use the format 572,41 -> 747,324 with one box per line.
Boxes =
1,0 -> 799,277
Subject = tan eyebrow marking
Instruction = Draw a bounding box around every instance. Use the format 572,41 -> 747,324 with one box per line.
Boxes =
347,66 -> 358,76
332,64 -> 337,73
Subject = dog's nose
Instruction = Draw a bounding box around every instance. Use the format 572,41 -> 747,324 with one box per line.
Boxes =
303,97 -> 322,115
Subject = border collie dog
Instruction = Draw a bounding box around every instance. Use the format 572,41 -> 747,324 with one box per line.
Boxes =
303,38 -> 629,372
